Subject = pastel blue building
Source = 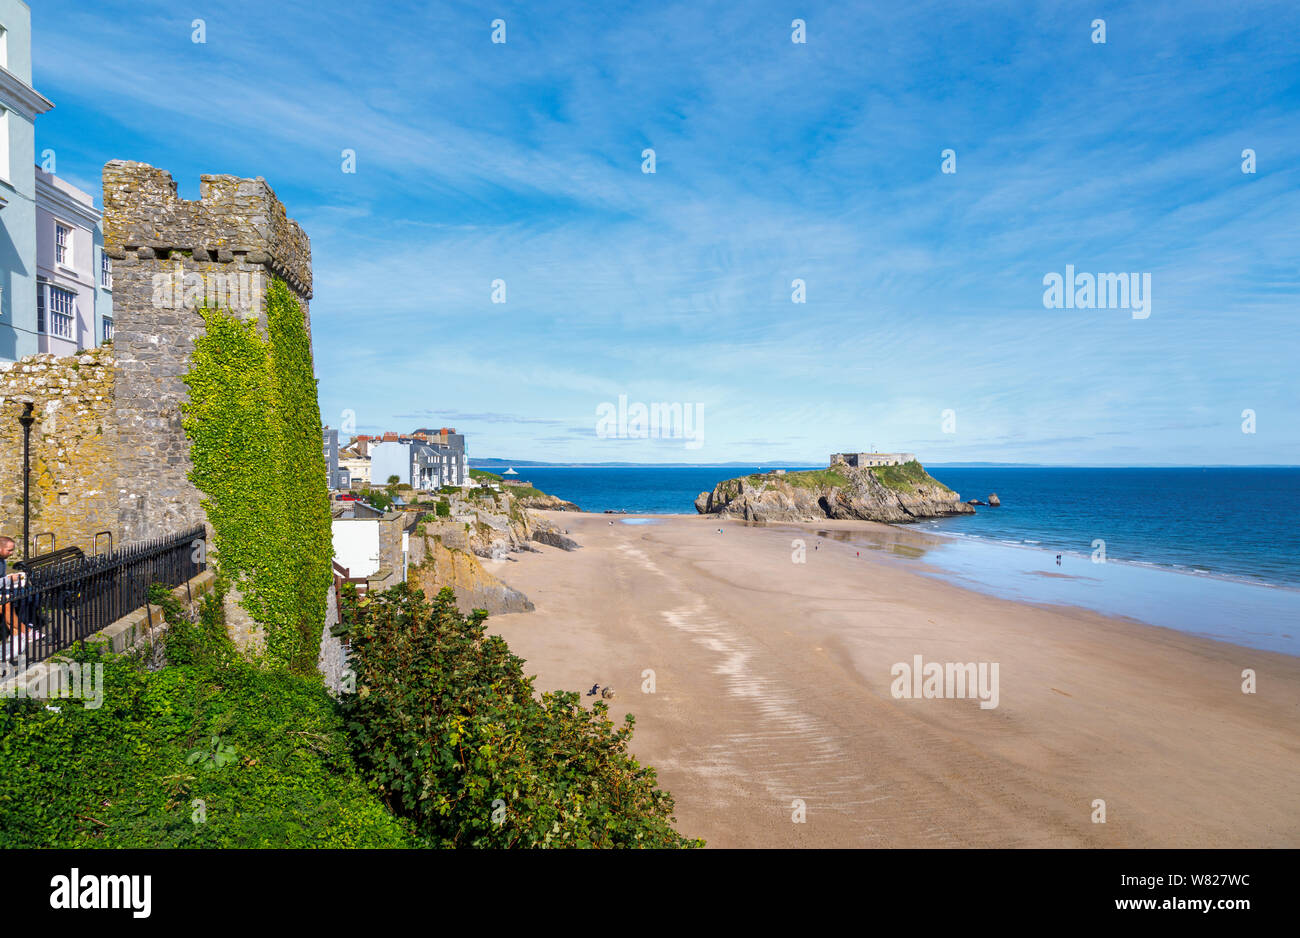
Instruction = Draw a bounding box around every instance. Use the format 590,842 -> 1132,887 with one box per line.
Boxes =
0,0 -> 53,362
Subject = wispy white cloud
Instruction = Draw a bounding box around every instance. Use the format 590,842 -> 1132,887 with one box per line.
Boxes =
32,0 -> 1300,463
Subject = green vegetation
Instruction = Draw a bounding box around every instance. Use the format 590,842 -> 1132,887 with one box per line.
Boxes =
742,462 -> 941,494
435,499 -> 450,518
337,583 -> 703,848
181,279 -> 333,672
503,485 -> 546,500
0,585 -> 411,848
469,468 -> 502,482
748,468 -> 850,489
872,460 -> 939,491
0,578 -> 701,849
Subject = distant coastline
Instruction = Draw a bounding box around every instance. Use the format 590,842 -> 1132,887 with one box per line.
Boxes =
499,466 -> 1300,593
471,458 -> 1300,469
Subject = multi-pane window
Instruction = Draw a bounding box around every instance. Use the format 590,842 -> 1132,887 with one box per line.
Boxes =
55,224 -> 71,266
36,280 -> 45,333
47,285 -> 75,339
102,317 -> 114,343
101,252 -> 112,289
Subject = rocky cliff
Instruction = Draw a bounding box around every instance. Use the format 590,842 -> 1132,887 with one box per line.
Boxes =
512,491 -> 581,512
694,461 -> 974,523
408,534 -> 535,615
398,482 -> 581,616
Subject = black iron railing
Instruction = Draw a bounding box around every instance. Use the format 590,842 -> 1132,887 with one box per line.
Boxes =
0,526 -> 207,669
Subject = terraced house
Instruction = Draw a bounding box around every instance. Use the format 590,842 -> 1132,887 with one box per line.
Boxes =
0,0 -> 111,362
368,428 -> 468,491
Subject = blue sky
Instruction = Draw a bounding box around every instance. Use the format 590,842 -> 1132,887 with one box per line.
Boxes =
32,0 -> 1300,465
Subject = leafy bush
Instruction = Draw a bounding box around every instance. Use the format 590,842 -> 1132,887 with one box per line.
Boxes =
0,595 -> 411,848
337,583 -> 702,848
150,579 -> 237,669
435,499 -> 450,517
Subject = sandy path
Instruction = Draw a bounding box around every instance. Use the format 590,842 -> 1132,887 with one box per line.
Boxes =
486,512 -> 1300,848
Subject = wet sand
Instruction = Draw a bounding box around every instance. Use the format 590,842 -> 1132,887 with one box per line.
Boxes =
487,512 -> 1300,848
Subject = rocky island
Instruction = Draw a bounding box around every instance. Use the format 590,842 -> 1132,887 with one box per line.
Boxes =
694,453 -> 975,523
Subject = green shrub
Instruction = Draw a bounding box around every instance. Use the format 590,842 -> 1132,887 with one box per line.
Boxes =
0,599 -> 411,848
150,579 -> 237,669
435,499 -> 450,518
337,584 -> 702,848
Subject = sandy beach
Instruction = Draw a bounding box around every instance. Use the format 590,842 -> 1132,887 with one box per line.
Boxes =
488,511 -> 1300,848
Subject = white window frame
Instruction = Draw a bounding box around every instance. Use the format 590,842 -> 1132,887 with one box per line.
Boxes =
102,316 -> 114,343
55,223 -> 73,268
45,284 -> 75,340
101,251 -> 112,289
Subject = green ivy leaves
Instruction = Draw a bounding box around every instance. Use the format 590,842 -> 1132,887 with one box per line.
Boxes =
186,735 -> 237,770
180,279 -> 333,673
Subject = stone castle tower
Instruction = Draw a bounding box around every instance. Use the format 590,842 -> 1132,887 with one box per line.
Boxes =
101,161 -> 314,543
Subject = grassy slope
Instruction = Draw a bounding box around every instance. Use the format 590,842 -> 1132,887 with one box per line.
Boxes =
743,461 -> 946,494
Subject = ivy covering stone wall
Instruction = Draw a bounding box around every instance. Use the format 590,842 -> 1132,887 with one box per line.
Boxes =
181,279 -> 333,672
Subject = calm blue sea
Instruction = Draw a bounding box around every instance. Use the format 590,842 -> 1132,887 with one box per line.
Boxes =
518,466 -> 1300,590
511,465 -> 1300,654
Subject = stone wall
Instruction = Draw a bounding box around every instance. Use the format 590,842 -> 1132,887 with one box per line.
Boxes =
0,349 -> 118,555
101,161 -> 313,544
0,163 -> 320,659
0,162 -> 315,562
316,584 -> 347,695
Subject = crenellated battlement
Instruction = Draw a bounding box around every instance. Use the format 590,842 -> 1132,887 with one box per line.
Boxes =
102,160 -> 312,298
101,161 -> 314,544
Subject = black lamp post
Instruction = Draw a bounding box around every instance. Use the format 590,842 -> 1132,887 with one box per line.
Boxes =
19,402 -> 34,560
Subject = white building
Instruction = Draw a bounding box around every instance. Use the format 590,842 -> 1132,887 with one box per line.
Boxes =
370,431 -> 468,491
831,452 -> 917,468
34,167 -> 111,354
